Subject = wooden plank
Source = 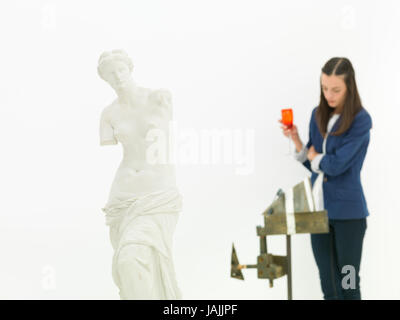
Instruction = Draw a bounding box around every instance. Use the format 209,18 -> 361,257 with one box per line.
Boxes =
260,211 -> 329,235
294,211 -> 329,234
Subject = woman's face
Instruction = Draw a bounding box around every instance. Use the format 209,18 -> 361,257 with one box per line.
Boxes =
101,60 -> 132,90
321,73 -> 347,111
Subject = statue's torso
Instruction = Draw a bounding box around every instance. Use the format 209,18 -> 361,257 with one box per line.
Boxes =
106,87 -> 176,197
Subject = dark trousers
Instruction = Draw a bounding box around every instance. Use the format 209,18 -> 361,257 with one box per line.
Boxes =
310,218 -> 367,300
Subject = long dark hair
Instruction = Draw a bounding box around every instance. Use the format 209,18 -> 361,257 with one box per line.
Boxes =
316,57 -> 363,136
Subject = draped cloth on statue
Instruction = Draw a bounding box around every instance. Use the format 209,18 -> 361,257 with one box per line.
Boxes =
101,187 -> 182,299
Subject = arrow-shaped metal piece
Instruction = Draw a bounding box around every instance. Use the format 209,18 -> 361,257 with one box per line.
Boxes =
231,243 -> 244,280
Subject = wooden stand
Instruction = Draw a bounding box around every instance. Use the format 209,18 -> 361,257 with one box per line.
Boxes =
231,179 -> 329,300
286,235 -> 292,300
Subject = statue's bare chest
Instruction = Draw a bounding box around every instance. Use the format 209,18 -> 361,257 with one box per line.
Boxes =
110,97 -> 170,143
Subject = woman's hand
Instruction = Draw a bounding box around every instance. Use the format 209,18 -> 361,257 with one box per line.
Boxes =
278,119 -> 299,140
279,119 -> 303,152
307,145 -> 319,161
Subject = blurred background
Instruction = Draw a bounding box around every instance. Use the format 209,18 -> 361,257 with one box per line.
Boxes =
0,0 -> 399,299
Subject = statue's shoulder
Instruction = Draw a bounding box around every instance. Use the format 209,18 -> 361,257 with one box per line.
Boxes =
101,99 -> 118,119
148,88 -> 172,107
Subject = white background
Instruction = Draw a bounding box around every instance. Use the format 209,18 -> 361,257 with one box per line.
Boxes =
0,0 -> 399,299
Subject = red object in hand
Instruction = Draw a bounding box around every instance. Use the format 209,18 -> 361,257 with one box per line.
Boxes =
281,108 -> 293,129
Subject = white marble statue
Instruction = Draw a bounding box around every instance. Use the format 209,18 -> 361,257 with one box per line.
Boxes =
98,49 -> 182,299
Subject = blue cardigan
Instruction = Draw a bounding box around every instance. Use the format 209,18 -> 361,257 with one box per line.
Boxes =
301,106 -> 372,220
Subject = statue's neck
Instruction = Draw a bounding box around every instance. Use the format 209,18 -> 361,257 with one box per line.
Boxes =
115,81 -> 139,107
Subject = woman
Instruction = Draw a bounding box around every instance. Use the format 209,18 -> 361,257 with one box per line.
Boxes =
280,57 -> 372,300
98,49 -> 182,299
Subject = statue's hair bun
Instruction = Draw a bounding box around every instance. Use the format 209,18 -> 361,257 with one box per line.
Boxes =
97,49 -> 134,80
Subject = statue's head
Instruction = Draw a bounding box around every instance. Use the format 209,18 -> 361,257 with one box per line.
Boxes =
97,49 -> 134,91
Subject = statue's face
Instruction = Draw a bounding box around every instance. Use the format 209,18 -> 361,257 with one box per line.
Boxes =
101,60 -> 132,90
